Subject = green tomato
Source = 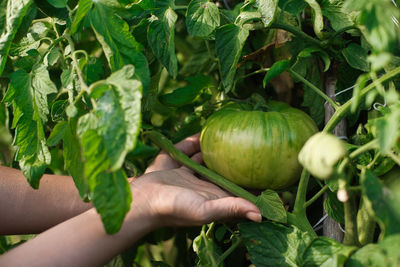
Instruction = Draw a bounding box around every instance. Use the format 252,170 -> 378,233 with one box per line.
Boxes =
298,132 -> 347,180
200,101 -> 318,190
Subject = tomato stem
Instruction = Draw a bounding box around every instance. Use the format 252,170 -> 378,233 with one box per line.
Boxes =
146,131 -> 258,204
293,169 -> 310,215
343,191 -> 361,246
270,22 -> 323,48
324,66 -> 400,133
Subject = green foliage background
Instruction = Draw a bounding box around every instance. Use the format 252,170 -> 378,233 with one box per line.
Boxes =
1,0 -> 400,266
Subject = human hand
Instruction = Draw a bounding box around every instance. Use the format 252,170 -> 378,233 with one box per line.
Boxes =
127,134 -> 261,229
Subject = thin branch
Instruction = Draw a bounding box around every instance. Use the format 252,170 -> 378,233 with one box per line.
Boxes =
289,69 -> 339,110
305,185 -> 329,208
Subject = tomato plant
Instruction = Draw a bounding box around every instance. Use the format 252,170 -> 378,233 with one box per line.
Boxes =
1,0 -> 400,266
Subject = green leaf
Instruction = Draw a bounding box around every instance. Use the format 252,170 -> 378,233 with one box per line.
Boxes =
320,0 -> 353,32
293,57 -> 324,126
263,59 -> 290,87
298,47 -> 331,72
193,225 -> 223,267
215,24 -> 249,92
375,109 -> 400,154
304,0 -> 324,38
81,129 -> 132,234
347,1 -> 399,53
20,150 -> 49,189
186,0 -> 220,38
279,0 -> 307,15
4,69 -> 51,188
47,121 -> 67,146
347,234 -> 400,267
255,190 -> 287,223
0,1 -> 7,36
0,0 -> 33,76
148,8 -> 178,78
361,169 -> 400,236
100,65 -> 142,171
63,119 -> 89,200
70,0 -> 93,35
159,75 -> 211,107
89,3 -> 150,93
31,65 -> 58,122
255,0 -> 278,27
47,0 -> 67,8
324,190 -> 344,224
3,68 -> 55,179
92,169 -> 132,234
302,237 -> 357,267
342,44 -> 370,72
79,57 -> 104,85
239,221 -> 313,267
180,51 -> 214,76
51,99 -> 68,122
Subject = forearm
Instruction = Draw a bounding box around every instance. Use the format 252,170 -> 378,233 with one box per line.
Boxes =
0,206 -> 157,267
0,166 -> 92,234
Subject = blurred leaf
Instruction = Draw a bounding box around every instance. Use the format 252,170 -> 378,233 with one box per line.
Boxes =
279,0 -> 307,15
193,225 -> 223,267
298,47 -> 331,72
47,0 -> 67,8
148,8 -> 178,78
0,0 -> 33,76
79,57 -> 104,85
293,57 -> 325,126
159,75 -> 211,107
89,3 -> 150,93
361,169 -> 400,236
304,0 -> 324,38
255,0 -> 278,27
47,121 -> 67,146
345,0 -> 399,53
347,234 -> 400,266
180,51 -> 214,76
45,47 -> 61,66
324,190 -> 344,224
255,190 -> 287,223
342,44 -> 370,72
63,119 -> 89,200
375,109 -> 400,154
216,24 -> 249,92
263,59 -> 290,87
70,0 -> 93,35
320,0 -> 353,31
239,221 -> 313,266
186,0 -> 220,38
31,65 -> 58,122
0,1 -> 6,35
302,237 -> 357,267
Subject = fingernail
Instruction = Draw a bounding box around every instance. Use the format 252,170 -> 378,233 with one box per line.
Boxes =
246,212 -> 262,222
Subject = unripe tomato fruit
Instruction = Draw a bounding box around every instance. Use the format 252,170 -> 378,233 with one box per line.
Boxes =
200,101 -> 318,190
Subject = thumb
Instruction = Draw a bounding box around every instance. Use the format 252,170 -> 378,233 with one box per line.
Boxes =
201,197 -> 262,223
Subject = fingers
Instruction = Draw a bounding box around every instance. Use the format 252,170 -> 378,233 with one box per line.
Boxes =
174,133 -> 201,156
145,133 -> 201,173
200,197 -> 262,223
